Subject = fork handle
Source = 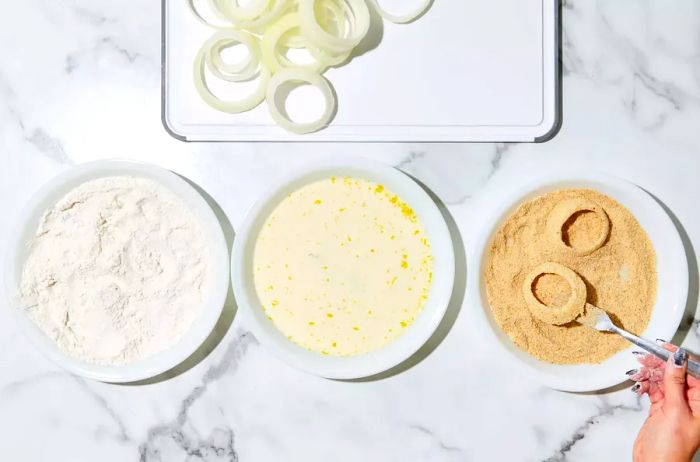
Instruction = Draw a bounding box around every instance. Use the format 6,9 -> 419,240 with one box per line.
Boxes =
611,325 -> 700,379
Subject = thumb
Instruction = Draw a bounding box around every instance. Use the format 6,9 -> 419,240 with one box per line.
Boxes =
663,347 -> 691,413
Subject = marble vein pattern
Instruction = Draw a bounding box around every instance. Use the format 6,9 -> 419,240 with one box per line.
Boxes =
1,0 -> 700,461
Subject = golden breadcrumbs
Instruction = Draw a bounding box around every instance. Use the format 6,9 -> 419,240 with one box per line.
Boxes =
485,188 -> 657,364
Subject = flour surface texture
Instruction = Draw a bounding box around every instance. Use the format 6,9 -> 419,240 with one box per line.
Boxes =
19,176 -> 211,365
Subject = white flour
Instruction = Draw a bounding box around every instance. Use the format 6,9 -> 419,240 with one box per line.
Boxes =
19,176 -> 211,366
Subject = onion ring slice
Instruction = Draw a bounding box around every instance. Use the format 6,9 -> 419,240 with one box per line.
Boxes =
266,68 -> 336,134
280,34 -> 307,49
307,43 -> 351,67
261,14 -> 327,73
216,0 -> 271,22
205,30 -> 262,82
366,0 -> 432,24
188,0 -> 429,133
226,0 -> 292,32
305,0 -> 352,66
193,39 -> 270,113
186,0 -> 232,28
298,0 -> 370,54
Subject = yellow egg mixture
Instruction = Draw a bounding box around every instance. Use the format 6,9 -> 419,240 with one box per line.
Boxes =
253,177 -> 434,356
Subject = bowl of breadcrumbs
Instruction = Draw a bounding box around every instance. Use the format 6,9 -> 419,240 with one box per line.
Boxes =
471,171 -> 688,392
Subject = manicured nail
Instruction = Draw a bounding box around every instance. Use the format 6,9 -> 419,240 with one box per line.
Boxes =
626,369 -> 638,376
632,351 -> 645,356
656,339 -> 667,345
631,383 -> 641,393
673,348 -> 688,367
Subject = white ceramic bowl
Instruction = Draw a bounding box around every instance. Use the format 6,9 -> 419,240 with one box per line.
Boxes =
232,157 -> 455,379
470,171 -> 688,392
4,160 -> 230,383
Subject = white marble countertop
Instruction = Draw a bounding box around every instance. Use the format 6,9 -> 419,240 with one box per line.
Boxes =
2,1 -> 700,461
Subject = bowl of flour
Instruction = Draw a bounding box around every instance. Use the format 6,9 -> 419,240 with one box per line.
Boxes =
4,160 -> 230,382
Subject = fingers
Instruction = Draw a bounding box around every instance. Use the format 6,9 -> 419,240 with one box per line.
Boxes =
630,345 -> 700,414
650,366 -> 665,383
659,343 -> 700,389
629,368 -> 650,382
631,351 -> 667,395
648,377 -> 666,409
648,380 -> 664,403
632,381 -> 649,396
662,342 -> 679,353
635,351 -> 665,369
687,385 -> 700,405
662,348 -> 692,413
629,356 -> 664,411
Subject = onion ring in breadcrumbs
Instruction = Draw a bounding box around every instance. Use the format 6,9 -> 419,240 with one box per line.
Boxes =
547,198 -> 610,256
522,262 -> 587,325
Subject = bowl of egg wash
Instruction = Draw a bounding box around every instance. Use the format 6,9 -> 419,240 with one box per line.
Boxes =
4,160 -> 230,383
232,157 -> 455,379
471,171 -> 688,392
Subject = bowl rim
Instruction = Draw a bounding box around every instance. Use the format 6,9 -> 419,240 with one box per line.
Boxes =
231,156 -> 456,379
3,159 -> 230,383
468,170 -> 689,392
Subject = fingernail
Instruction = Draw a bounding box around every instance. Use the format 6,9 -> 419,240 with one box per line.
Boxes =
631,383 -> 641,393
674,348 -> 688,367
656,339 -> 667,345
626,369 -> 638,376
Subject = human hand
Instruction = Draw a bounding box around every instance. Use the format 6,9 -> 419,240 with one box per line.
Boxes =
632,344 -> 700,462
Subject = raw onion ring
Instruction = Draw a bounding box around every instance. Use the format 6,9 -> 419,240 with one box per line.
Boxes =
186,0 -> 231,28
226,0 -> 292,31
265,67 -> 336,134
193,38 -> 270,113
216,0 -> 271,21
366,0 -> 432,24
305,0 -> 352,65
261,14 -> 327,73
307,42 -> 351,67
298,0 -> 370,54
188,0 -> 430,133
204,30 -> 262,82
280,34 -> 307,49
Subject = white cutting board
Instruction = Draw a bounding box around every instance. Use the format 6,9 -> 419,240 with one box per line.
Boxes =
162,0 -> 560,142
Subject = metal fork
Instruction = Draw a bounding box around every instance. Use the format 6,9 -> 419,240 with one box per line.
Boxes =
578,304 -> 700,379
